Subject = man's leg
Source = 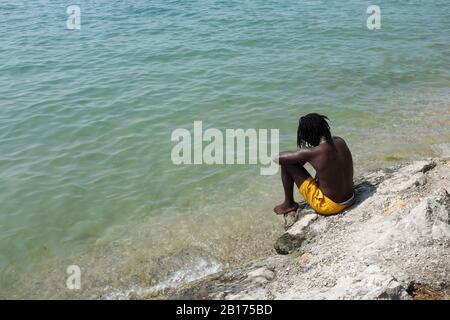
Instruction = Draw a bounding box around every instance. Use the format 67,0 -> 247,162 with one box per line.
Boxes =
273,164 -> 312,215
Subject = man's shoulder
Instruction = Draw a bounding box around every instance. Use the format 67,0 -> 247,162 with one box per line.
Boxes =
332,136 -> 348,146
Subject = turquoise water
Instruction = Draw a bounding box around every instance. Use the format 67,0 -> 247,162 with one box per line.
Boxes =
1,0 -> 449,298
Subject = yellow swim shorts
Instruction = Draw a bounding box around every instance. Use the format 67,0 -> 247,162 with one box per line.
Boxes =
298,177 -> 354,215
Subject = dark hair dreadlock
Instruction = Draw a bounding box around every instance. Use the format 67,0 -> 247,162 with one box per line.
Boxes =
297,113 -> 334,148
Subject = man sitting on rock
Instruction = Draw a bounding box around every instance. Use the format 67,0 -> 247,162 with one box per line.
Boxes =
273,113 -> 355,215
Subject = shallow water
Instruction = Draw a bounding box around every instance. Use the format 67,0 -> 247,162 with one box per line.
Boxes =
0,0 -> 449,298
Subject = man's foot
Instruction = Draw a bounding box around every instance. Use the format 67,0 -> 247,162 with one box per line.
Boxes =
273,200 -> 299,215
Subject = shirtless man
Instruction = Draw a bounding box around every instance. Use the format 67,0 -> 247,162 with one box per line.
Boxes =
273,113 -> 355,215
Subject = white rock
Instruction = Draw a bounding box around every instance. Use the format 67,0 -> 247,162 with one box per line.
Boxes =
287,214 -> 318,236
247,267 -> 275,282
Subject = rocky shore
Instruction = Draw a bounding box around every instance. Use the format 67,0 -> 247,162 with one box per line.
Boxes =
163,158 -> 450,300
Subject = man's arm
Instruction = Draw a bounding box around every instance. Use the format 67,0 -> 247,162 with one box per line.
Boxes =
273,149 -> 314,166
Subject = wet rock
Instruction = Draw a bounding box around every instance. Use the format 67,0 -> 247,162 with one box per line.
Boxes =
274,233 -> 304,255
274,214 -> 317,254
246,267 -> 275,283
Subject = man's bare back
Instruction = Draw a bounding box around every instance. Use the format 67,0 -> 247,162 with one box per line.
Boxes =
273,113 -> 355,215
308,136 -> 353,203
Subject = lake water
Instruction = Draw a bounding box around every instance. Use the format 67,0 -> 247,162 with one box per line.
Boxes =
0,0 -> 449,298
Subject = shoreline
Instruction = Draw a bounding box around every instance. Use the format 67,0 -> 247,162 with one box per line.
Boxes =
159,157 -> 450,300
2,156 -> 449,299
